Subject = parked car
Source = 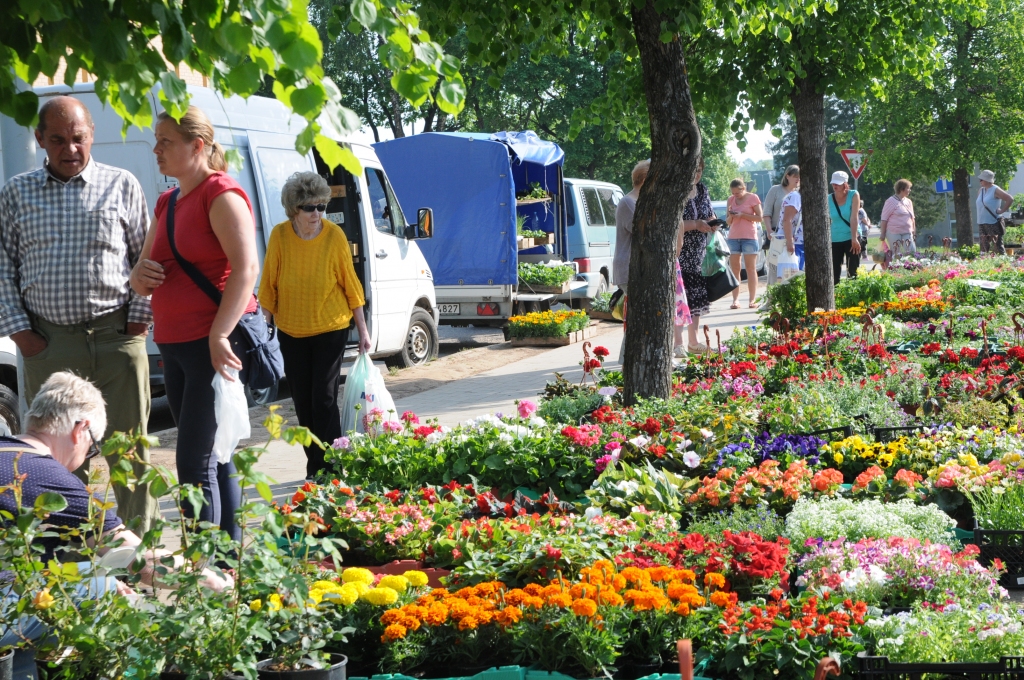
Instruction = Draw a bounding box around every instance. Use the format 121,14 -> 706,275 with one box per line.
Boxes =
560,178 -> 624,302
0,83 -> 438,423
710,200 -> 766,278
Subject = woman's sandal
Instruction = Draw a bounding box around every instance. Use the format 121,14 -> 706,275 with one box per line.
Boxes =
730,302 -> 740,309
688,343 -> 709,354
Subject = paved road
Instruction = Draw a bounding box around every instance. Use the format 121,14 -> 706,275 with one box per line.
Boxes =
147,325 -> 508,434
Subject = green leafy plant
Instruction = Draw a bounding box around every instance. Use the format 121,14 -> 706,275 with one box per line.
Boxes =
959,244 -> 981,261
518,263 -> 575,286
761,274 -> 807,324
686,505 -> 787,541
520,183 -> 550,200
537,391 -> 605,424
963,481 -> 1024,538
835,272 -> 897,308
590,291 -> 614,313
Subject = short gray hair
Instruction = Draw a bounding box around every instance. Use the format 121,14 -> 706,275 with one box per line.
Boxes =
25,372 -> 107,440
281,171 -> 331,219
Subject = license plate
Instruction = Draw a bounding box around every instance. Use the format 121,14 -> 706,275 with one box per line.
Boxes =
438,304 -> 461,315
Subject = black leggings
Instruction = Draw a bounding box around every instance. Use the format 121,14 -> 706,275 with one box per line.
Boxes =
278,327 -> 348,478
159,337 -> 242,540
831,240 -> 860,285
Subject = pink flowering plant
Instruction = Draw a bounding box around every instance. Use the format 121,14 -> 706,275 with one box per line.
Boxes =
797,538 -> 1004,608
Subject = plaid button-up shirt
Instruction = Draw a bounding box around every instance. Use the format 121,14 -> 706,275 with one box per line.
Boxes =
0,158 -> 152,336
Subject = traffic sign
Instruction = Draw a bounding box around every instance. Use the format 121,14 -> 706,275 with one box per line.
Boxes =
839,149 -> 872,180
935,178 -> 954,193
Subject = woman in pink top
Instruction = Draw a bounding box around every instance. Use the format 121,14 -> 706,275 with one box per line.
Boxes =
725,178 -> 763,308
879,178 -> 917,258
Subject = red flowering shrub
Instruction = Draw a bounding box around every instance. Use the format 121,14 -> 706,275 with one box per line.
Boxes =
560,424 -> 602,447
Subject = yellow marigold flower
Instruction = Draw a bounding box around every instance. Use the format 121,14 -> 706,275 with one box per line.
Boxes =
312,580 -> 345,593
361,587 -> 399,606
308,589 -> 325,605
342,567 -> 376,585
334,584 -> 359,606
268,594 -> 283,611
32,589 -> 54,610
381,623 -> 407,642
404,571 -> 429,587
571,598 -> 598,617
378,575 -> 410,593
249,599 -> 262,612
704,573 -> 726,589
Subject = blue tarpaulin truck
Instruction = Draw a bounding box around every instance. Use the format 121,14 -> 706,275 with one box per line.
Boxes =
374,131 -> 585,337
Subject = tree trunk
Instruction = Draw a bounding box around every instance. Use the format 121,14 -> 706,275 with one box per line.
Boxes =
622,0 -> 702,404
792,77 -> 833,311
952,166 -> 974,246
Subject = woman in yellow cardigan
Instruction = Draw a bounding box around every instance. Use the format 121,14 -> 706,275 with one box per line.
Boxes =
258,171 -> 371,478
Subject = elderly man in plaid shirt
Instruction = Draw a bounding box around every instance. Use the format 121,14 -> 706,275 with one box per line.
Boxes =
0,96 -> 157,530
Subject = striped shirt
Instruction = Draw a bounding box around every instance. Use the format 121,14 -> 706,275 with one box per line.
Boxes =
0,158 -> 151,336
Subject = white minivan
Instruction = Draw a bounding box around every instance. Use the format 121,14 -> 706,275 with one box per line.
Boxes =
561,178 -> 624,301
0,83 -> 439,425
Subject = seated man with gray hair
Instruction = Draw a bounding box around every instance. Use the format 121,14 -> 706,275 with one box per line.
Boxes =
1,372 -> 231,679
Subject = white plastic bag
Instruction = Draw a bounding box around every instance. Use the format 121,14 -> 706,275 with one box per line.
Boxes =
212,369 -> 251,464
776,250 -> 801,282
340,354 -> 400,435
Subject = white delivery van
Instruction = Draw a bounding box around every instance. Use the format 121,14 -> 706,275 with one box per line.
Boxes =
0,83 -> 439,427
561,178 -> 624,301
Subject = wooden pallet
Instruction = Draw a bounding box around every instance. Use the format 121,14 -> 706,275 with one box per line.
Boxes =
510,322 -> 598,347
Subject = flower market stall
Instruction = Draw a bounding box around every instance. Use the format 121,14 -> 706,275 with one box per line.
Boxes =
4,251 -> 1024,680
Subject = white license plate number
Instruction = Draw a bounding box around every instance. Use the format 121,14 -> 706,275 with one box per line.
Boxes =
438,304 -> 461,315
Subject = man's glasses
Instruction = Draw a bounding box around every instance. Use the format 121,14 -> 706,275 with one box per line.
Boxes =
298,204 -> 327,213
77,421 -> 102,460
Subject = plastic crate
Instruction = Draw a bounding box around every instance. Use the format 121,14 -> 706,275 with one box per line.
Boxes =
856,653 -> 1024,679
974,525 -> 1024,589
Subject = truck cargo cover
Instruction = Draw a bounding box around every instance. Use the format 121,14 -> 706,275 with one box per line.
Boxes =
373,132 -> 564,286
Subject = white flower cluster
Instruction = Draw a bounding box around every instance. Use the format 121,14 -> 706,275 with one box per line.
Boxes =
785,497 -> 957,550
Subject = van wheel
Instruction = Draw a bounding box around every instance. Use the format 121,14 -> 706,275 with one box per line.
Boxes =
595,275 -> 609,297
245,382 -> 280,407
0,384 -> 19,435
386,309 -> 439,368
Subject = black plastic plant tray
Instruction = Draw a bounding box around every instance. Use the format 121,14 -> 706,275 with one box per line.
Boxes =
857,653 -> 1024,680
974,525 -> 1024,590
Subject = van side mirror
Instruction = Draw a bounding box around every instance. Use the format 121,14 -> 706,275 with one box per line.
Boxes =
406,208 -> 434,239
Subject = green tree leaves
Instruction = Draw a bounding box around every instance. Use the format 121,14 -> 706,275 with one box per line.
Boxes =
2,0 -> 465,172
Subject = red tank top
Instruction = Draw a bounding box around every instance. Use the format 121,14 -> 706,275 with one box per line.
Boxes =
151,172 -> 258,344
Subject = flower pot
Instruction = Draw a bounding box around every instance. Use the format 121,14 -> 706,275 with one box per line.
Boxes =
35,655 -> 98,680
257,655 -> 347,680
162,660 -> 274,679
614,661 -> 663,680
0,648 -> 13,680
899,403 -> 920,417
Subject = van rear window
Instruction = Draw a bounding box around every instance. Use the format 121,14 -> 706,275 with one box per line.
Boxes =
581,187 -> 606,226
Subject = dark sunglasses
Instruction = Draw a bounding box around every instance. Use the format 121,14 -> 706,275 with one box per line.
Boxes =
77,421 -> 102,460
298,204 -> 327,213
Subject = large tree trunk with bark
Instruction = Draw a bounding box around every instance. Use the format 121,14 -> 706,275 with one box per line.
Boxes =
952,167 -> 974,246
792,77 -> 834,311
622,0 -> 702,404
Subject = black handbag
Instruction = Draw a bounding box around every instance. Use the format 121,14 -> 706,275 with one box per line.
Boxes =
165,188 -> 285,389
704,267 -> 739,303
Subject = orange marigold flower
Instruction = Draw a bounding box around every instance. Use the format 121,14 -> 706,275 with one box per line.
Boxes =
524,596 -> 545,609
704,573 -> 726,589
597,590 -> 625,607
620,567 -> 651,585
381,623 -> 407,642
611,575 -> 627,592
458,615 -> 479,630
646,566 -> 676,583
402,615 -> 422,631
541,584 -> 565,597
710,591 -> 733,608
546,592 -> 573,608
570,583 -> 598,599
380,610 -> 405,625
505,589 -> 528,606
523,584 -> 544,596
448,600 -> 472,619
674,603 -> 691,616
496,606 -> 523,627
571,598 -> 598,617
676,569 -> 697,584
454,586 -> 479,599
424,603 -> 449,626
667,581 -> 699,601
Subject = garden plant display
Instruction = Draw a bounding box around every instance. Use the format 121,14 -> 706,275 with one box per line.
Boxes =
508,309 -> 589,338
6,253 -> 1024,679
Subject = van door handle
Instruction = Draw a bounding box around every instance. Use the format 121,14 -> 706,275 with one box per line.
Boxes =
375,250 -> 388,259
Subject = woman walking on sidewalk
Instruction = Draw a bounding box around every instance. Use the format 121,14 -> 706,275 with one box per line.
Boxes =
678,157 -> 717,354
725,178 -> 763,309
131,106 -> 259,540
259,172 -> 371,478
